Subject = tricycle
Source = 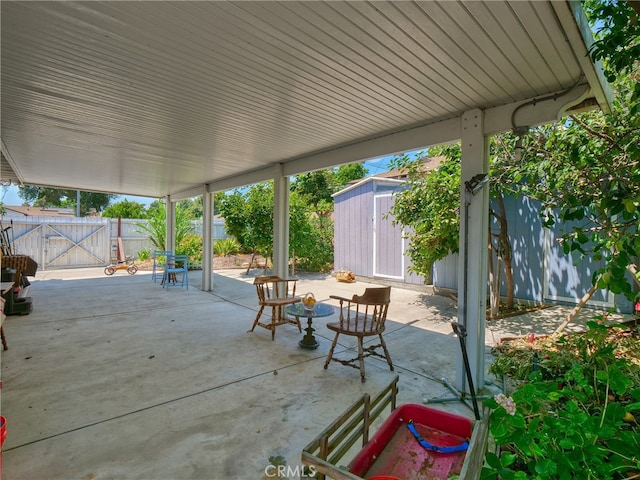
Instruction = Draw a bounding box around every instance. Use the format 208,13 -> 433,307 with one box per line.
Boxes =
104,255 -> 138,276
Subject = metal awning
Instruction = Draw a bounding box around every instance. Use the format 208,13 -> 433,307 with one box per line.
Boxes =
1,1 -> 610,198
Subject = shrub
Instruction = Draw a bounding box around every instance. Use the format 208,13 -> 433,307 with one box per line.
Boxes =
177,233 -> 203,267
214,238 -> 240,256
137,247 -> 151,261
483,321 -> 640,479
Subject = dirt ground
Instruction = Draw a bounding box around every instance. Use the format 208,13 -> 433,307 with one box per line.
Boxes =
135,253 -> 268,271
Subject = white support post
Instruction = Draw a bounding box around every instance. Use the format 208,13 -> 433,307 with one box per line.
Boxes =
456,109 -> 489,393
272,164 -> 290,278
202,186 -> 213,291
165,195 -> 176,253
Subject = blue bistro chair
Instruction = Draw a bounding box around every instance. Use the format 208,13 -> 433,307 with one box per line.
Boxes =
163,254 -> 189,289
151,250 -> 173,283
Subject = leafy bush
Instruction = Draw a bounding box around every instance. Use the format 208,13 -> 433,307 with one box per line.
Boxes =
483,321 -> 640,479
292,215 -> 334,272
214,238 -> 240,256
177,233 -> 203,267
137,247 -> 151,261
136,202 -> 191,250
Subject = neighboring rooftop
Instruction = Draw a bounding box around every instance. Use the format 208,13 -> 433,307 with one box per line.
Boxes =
2,205 -> 77,217
369,156 -> 446,181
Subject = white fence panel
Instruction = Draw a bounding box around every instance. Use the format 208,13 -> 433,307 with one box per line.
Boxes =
3,216 -> 228,270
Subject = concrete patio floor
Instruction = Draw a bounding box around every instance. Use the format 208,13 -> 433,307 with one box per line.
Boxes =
1,267 -> 630,480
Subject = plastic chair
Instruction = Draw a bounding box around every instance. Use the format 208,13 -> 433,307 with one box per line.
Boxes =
250,276 -> 301,340
151,250 -> 173,283
324,287 -> 394,382
162,254 -> 189,289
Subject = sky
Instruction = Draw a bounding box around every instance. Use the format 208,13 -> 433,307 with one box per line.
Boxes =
0,151 -> 422,207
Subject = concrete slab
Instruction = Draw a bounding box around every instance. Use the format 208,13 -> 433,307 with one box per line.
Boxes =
1,267 -> 631,479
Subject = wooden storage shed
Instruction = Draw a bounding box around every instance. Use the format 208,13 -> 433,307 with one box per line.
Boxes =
333,176 -> 425,286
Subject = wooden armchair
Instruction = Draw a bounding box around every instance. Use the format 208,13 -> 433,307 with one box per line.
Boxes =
324,286 -> 394,382
250,276 -> 301,340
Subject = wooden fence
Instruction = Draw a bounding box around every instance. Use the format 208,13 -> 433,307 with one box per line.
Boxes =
2,216 -> 227,270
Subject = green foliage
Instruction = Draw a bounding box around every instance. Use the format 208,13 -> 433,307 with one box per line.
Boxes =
102,199 -> 147,219
217,182 -> 334,272
584,0 -> 640,103
137,247 -> 151,261
213,238 -> 240,256
483,322 -> 640,479
289,193 -> 334,272
291,163 -> 367,216
135,202 -> 192,250
178,197 -> 203,219
18,185 -> 116,215
217,184 -> 274,258
510,67 -> 640,303
388,149 -> 461,279
291,170 -> 334,213
333,163 -> 368,189
177,233 -> 203,267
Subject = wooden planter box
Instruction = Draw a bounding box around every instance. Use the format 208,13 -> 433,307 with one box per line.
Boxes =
302,376 -> 489,480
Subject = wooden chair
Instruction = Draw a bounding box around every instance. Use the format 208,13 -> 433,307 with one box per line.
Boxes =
324,286 -> 394,382
250,276 -> 301,340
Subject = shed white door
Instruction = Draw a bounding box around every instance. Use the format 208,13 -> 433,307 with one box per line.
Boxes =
373,194 -> 404,279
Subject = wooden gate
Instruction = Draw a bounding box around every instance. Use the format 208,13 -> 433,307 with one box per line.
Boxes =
9,217 -> 111,269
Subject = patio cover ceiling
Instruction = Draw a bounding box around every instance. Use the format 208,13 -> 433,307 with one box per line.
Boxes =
1,1 -> 611,200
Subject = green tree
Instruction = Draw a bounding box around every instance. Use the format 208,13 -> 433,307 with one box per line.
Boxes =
289,192 -> 333,273
102,199 -> 147,219
333,163 -> 368,190
388,149 -> 461,282
513,75 -> 639,333
388,142 -> 527,316
217,184 -> 274,272
217,182 -> 334,273
178,197 -> 203,219
18,185 -> 115,214
291,170 -> 333,215
216,191 -> 252,249
585,0 -> 640,104
136,201 -> 192,250
291,163 -> 368,217
244,183 -> 276,261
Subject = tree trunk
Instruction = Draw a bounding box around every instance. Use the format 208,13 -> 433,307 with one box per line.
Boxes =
552,283 -> 599,337
494,194 -> 514,309
246,250 -> 257,276
488,230 -> 501,319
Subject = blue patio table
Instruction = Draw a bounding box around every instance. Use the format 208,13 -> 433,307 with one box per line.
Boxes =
285,302 -> 334,350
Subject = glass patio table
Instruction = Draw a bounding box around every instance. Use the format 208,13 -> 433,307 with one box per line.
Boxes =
285,302 -> 334,350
